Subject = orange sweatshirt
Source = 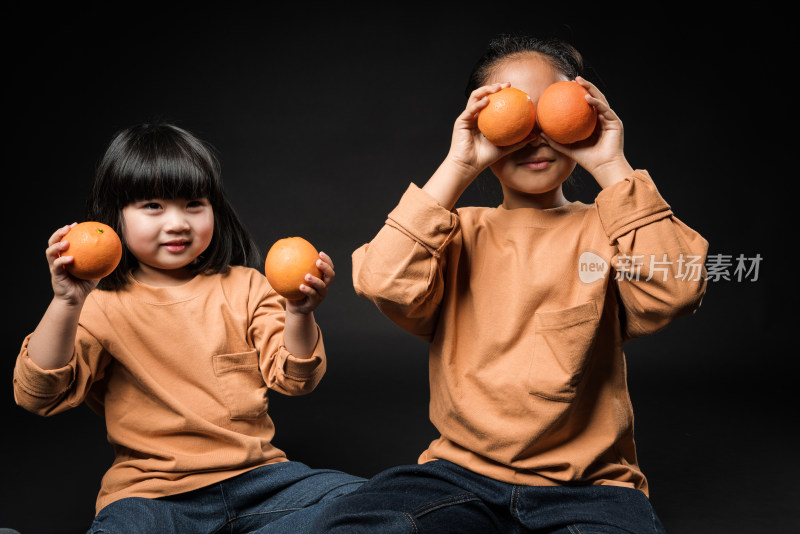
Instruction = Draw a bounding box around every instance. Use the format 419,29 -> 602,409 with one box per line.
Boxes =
13,266 -> 325,514
352,170 -> 708,496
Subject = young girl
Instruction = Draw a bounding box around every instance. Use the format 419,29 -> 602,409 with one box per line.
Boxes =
13,122 -> 364,533
312,34 -> 708,533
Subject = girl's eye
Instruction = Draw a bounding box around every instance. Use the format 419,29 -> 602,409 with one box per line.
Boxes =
187,199 -> 208,208
143,202 -> 162,210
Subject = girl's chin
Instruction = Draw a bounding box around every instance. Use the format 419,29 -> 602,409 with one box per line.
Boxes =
497,168 -> 570,189
503,182 -> 564,197
498,180 -> 570,208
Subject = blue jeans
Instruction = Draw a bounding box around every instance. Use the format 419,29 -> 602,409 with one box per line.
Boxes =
87,461 -> 364,533
311,460 -> 668,533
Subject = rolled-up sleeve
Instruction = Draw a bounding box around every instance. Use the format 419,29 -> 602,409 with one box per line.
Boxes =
595,170 -> 709,339
247,276 -> 326,396
13,320 -> 111,417
352,183 -> 460,341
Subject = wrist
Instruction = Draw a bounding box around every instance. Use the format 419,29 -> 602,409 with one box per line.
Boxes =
588,156 -> 634,189
441,154 -> 482,182
52,294 -> 86,312
423,157 -> 479,210
285,306 -> 313,320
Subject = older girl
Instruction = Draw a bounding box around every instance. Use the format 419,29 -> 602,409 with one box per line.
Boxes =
314,34 -> 708,533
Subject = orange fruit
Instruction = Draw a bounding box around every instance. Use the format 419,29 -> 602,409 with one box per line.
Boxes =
536,80 -> 597,144
477,87 -> 536,146
264,237 -> 322,300
60,221 -> 123,280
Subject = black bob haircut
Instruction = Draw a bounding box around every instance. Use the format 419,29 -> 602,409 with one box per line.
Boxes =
85,121 -> 261,290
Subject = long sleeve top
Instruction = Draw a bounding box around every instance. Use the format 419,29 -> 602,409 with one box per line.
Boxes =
13,266 -> 325,514
352,170 -> 708,496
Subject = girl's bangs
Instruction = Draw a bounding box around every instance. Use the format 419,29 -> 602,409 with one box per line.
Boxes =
111,139 -> 219,206
116,158 -> 209,205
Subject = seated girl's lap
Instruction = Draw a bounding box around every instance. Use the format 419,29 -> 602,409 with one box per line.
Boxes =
311,461 -> 508,533
313,461 -> 665,534
88,462 -> 366,533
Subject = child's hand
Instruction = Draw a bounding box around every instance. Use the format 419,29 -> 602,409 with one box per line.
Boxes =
540,76 -> 633,188
447,83 -> 510,177
285,252 -> 335,315
46,224 -> 99,305
446,83 -> 538,176
425,83 -> 535,209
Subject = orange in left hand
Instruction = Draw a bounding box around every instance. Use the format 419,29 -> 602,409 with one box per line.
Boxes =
264,237 -> 323,300
536,80 -> 597,144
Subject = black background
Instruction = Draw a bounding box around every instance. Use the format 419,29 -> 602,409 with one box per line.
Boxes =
3,8 -> 797,534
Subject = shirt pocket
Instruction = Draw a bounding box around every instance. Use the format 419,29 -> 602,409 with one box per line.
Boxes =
528,301 -> 600,402
213,350 -> 268,420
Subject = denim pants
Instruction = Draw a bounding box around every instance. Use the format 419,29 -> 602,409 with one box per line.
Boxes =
87,461 -> 365,533
311,460 -> 668,534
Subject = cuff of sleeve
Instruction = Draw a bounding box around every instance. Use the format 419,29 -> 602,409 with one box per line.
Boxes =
595,169 -> 673,243
280,325 -> 325,379
13,334 -> 76,398
385,183 -> 460,257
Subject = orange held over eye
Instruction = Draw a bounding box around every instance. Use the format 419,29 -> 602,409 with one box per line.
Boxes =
536,80 -> 597,144
264,237 -> 322,300
60,221 -> 123,280
477,87 -> 537,146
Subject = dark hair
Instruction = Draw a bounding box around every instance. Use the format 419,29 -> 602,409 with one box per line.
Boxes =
465,34 -> 585,96
85,121 -> 261,290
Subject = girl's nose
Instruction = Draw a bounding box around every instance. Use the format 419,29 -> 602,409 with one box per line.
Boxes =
527,124 -> 546,146
164,209 -> 191,232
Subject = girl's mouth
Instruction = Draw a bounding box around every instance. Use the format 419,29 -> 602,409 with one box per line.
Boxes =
520,158 -> 553,170
162,241 -> 190,252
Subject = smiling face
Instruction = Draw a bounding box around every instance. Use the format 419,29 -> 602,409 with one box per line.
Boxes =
486,53 -> 577,208
122,198 -> 214,286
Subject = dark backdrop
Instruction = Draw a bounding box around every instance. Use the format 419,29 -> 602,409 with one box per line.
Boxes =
3,9 -> 796,534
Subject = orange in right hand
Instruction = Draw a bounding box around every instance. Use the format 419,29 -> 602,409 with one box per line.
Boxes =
536,80 -> 597,144
60,221 -> 123,280
264,237 -> 322,300
477,87 -> 537,146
